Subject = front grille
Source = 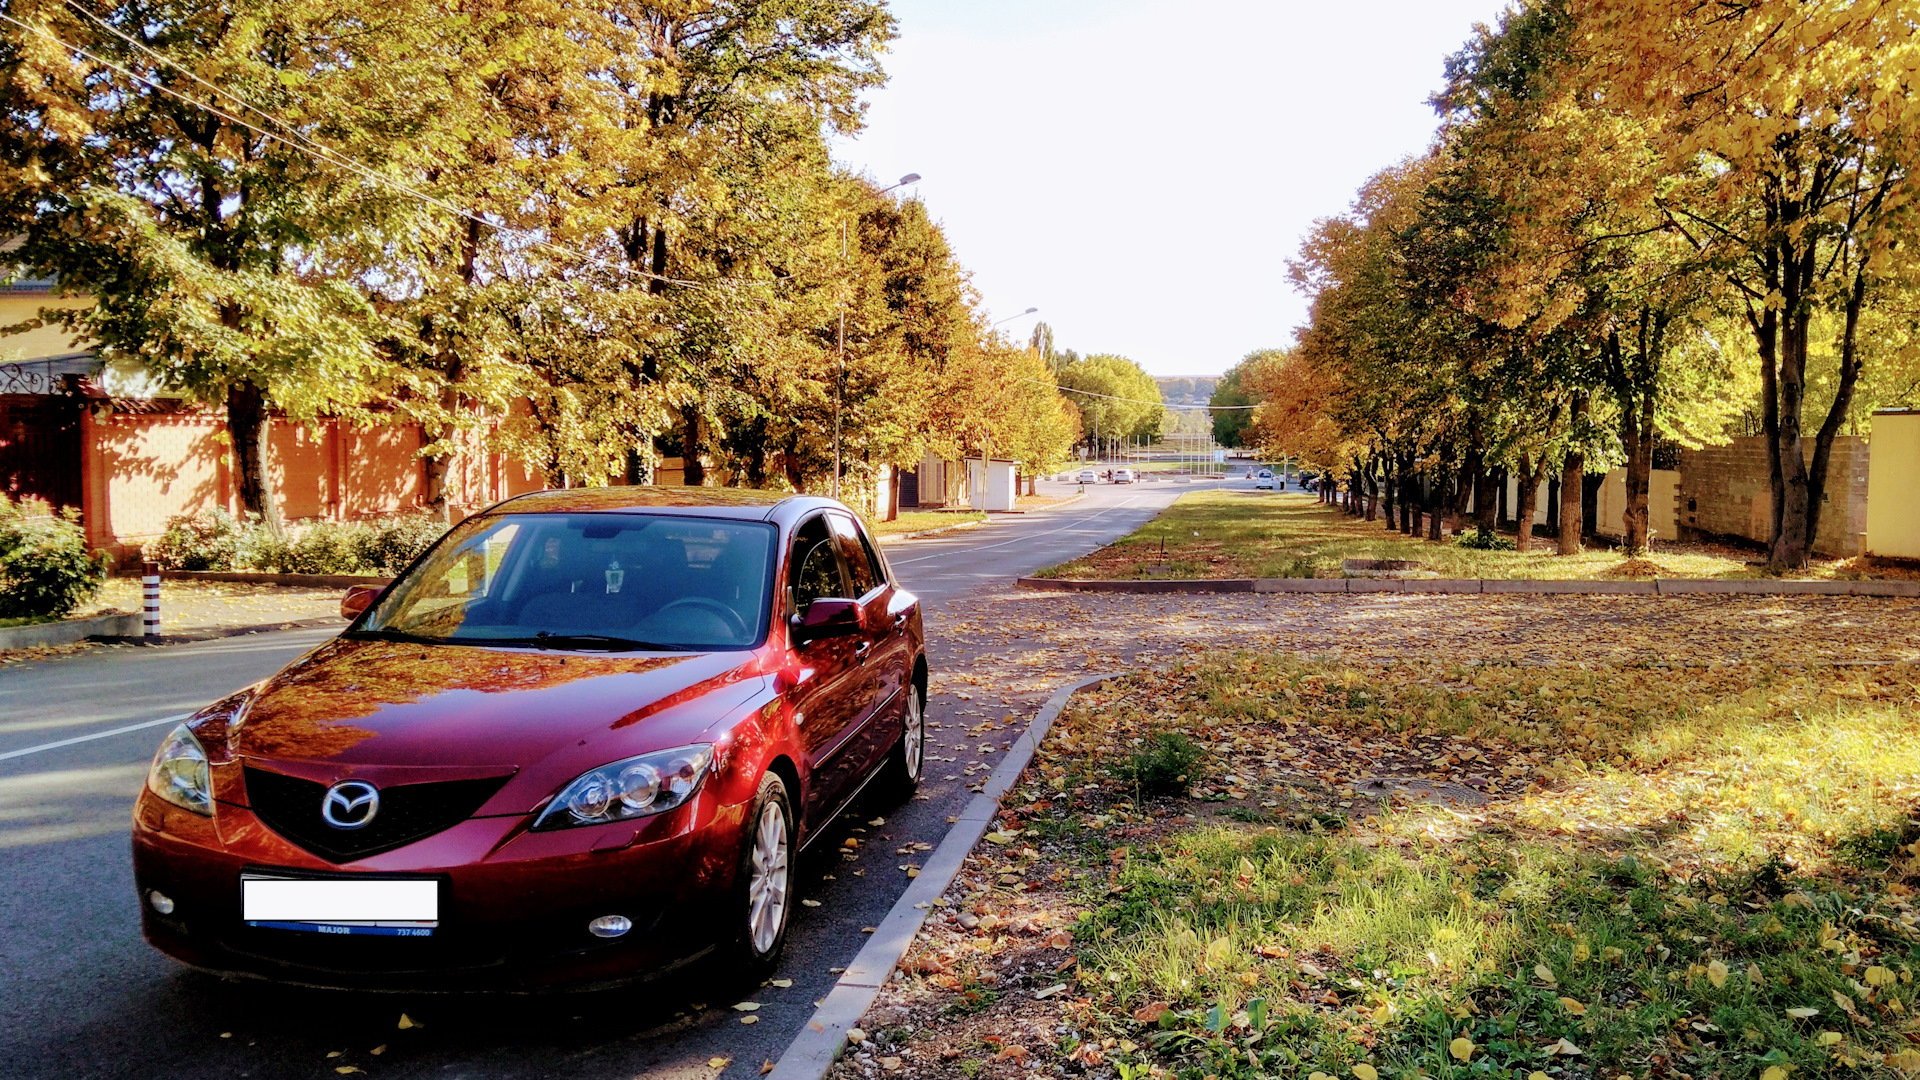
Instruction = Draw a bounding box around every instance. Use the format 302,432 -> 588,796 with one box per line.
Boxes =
244,767 -> 511,863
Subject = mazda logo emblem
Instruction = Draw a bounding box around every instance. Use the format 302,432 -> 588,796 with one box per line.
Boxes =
321,780 -> 380,830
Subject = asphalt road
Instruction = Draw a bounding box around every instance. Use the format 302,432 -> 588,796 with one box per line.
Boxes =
0,475 -> 1241,1080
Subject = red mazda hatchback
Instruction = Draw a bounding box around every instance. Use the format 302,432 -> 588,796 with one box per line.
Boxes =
132,488 -> 926,990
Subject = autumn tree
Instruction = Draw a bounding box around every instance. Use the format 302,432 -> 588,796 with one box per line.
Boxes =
1055,354 -> 1164,453
1573,0 -> 1920,566
0,0 -> 450,528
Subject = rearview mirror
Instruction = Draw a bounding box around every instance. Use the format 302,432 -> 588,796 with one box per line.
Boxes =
790,597 -> 861,645
340,584 -> 381,622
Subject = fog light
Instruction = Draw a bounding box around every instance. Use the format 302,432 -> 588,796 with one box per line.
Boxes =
148,890 -> 175,915
588,914 -> 632,939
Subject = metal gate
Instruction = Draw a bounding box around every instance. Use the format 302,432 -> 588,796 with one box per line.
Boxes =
0,392 -> 84,512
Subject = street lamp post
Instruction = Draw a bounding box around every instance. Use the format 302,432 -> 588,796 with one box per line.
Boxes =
833,172 -> 920,502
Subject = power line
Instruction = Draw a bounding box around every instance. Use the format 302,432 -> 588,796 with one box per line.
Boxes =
8,6 -> 701,289
1026,377 -> 1261,410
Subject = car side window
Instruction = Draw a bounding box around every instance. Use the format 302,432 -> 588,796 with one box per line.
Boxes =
789,514 -> 850,611
827,513 -> 885,596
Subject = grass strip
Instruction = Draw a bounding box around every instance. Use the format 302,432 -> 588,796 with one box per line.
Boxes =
1036,492 -> 1904,582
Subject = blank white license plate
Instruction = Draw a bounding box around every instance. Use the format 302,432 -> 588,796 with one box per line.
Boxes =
242,875 -> 438,936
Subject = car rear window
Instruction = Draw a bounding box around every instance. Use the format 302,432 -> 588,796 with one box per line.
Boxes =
358,513 -> 776,650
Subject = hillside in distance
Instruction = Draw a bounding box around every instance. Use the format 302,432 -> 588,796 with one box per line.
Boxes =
1154,376 -> 1219,407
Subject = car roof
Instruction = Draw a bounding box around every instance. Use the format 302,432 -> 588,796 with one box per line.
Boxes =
489,486 -> 836,523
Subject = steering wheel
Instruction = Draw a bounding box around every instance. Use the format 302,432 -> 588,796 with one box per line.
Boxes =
655,597 -> 752,641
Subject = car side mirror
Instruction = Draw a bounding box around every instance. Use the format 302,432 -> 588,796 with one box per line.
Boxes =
340,584 -> 381,622
790,597 -> 862,646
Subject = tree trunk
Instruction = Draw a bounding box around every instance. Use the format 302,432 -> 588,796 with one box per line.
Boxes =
1767,236 -> 1816,568
1557,451 -> 1583,556
1545,475 -> 1560,536
226,380 -> 279,534
681,409 -> 706,486
1474,459 -> 1496,534
1426,475 -> 1443,541
890,466 -> 904,520
1557,398 -> 1585,554
420,218 -> 483,521
783,435 -> 806,492
1803,268 -> 1869,557
1514,454 -> 1544,554
1379,455 -> 1395,528
1401,453 -> 1417,534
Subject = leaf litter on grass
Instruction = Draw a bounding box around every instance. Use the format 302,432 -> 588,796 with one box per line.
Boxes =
827,651 -> 1920,1080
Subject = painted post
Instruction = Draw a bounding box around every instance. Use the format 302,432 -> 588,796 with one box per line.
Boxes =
142,561 -> 161,638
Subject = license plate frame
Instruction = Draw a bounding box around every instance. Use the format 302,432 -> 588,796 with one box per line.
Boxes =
241,873 -> 440,937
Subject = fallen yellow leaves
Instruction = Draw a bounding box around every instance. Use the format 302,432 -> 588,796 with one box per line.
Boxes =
1448,1037 -> 1476,1062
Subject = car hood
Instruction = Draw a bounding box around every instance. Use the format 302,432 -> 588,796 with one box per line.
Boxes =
230,637 -> 766,783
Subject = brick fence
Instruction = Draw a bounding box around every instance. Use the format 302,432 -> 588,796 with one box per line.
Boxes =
1678,436 -> 1868,557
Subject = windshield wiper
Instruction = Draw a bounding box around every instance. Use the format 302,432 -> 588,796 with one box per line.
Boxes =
525,632 -> 688,652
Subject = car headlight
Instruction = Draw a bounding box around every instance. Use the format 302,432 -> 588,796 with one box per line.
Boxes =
533,745 -> 714,830
147,724 -> 213,816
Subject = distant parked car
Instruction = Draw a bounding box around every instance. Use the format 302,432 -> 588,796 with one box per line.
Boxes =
1112,469 -> 1135,484
1255,473 -> 1275,490
1077,469 -> 1097,484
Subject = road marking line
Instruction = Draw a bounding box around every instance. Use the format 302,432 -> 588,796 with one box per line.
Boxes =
0,713 -> 191,762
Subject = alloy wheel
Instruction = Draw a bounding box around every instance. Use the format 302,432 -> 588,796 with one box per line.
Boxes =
903,693 -> 924,782
747,798 -> 790,955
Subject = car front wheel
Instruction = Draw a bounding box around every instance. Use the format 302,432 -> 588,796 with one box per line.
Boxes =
722,772 -> 793,977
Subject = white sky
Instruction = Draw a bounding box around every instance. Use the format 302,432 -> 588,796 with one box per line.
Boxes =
832,0 -> 1514,378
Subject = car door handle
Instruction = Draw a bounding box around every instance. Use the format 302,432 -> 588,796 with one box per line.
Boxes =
892,613 -> 909,632
854,640 -> 872,662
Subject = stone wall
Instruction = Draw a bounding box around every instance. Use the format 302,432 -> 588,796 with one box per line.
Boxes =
1677,436 -> 1869,557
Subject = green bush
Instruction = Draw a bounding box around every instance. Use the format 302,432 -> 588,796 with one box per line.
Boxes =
263,521 -> 362,575
1112,731 -> 1204,797
146,507 -> 250,571
350,515 -> 446,574
144,509 -> 447,576
1455,525 -> 1516,551
0,496 -> 108,619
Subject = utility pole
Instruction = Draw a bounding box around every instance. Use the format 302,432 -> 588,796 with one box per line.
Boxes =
832,304 -> 845,500
829,172 -> 918,504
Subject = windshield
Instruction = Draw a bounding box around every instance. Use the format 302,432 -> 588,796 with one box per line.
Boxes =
357,513 -> 776,650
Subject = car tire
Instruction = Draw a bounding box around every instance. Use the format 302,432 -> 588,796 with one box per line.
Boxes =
879,685 -> 925,800
721,772 -> 794,980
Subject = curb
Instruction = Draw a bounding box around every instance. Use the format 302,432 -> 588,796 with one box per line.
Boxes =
91,615 -> 346,646
1016,576 -> 1920,598
767,672 -> 1119,1080
158,570 -> 394,588
0,610 -> 142,651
